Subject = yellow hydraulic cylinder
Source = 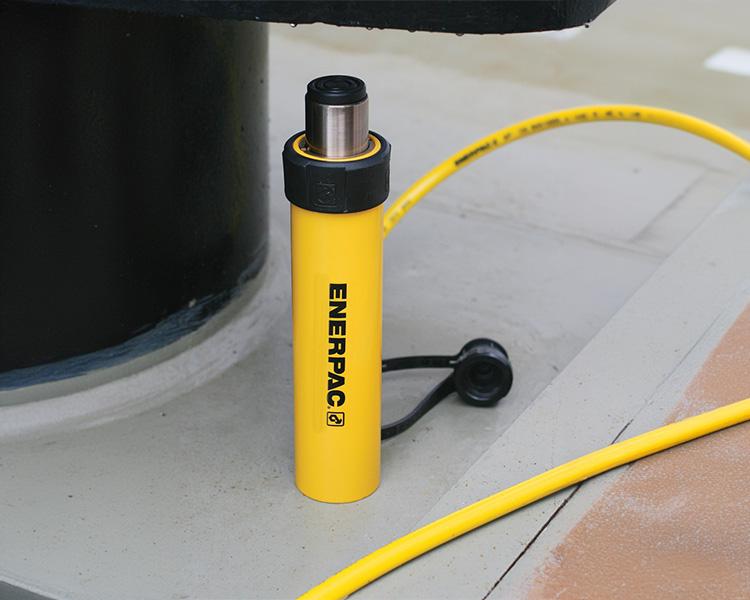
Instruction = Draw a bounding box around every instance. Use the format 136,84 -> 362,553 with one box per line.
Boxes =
291,204 -> 383,502
282,76 -> 391,503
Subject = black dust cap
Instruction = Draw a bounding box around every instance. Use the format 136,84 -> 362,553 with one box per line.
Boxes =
306,75 -> 367,106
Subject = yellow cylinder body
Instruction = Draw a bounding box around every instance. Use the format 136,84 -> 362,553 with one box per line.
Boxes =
291,203 -> 383,503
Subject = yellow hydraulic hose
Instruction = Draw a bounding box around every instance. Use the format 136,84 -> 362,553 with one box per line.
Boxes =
383,105 -> 750,236
302,397 -> 750,599
301,106 -> 750,599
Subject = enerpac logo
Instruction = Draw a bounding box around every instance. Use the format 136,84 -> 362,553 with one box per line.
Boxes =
326,283 -> 347,426
327,411 -> 345,427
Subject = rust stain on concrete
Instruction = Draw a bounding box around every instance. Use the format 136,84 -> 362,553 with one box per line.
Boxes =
527,304 -> 750,599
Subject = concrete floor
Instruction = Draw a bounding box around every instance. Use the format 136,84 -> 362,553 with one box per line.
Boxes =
2,1 -> 750,598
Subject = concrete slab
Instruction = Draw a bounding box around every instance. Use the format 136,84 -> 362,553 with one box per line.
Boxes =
270,28 -> 748,261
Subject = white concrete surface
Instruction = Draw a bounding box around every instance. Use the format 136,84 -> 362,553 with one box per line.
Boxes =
2,3 -> 750,598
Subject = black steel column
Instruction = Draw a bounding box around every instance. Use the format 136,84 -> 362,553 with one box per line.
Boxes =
0,1 -> 268,380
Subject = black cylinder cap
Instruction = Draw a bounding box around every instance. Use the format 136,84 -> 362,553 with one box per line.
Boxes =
306,75 -> 367,106
282,131 -> 390,214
